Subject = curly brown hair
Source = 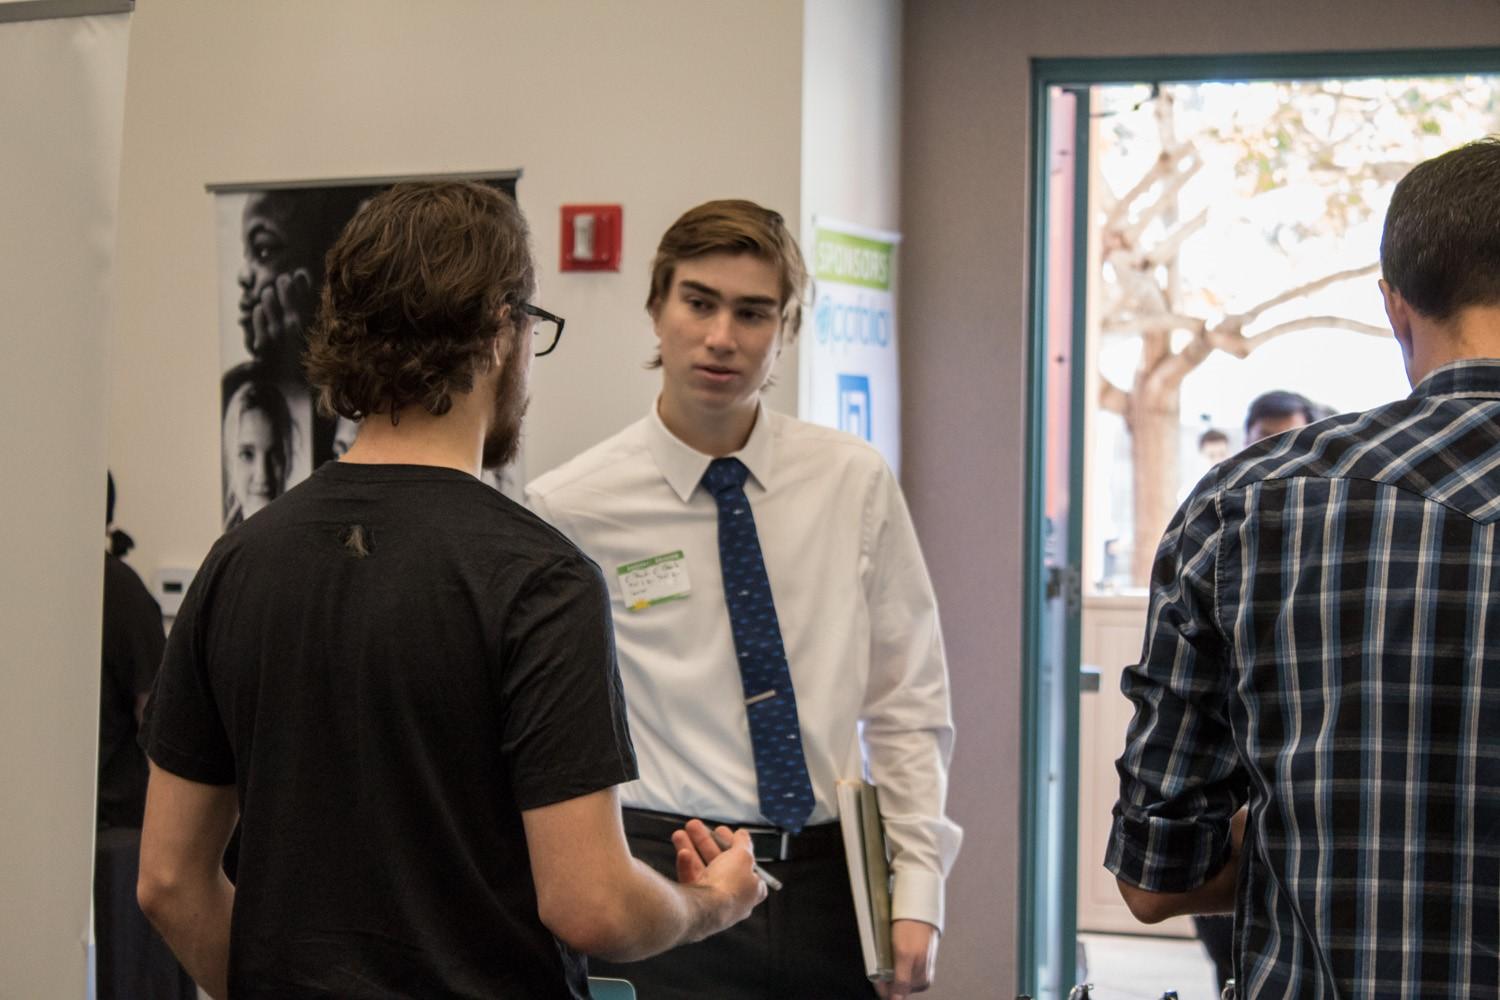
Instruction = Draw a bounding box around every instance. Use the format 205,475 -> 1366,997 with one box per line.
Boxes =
304,180 -> 536,420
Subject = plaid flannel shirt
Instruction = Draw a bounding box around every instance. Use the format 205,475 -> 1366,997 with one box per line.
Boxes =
1107,359 -> 1500,999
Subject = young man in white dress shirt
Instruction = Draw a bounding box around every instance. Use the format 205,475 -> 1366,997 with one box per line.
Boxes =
527,200 -> 961,1000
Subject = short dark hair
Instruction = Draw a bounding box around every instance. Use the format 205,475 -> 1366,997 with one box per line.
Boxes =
1244,390 -> 1317,433
1198,428 -> 1229,448
305,180 -> 535,420
1381,136 -> 1500,321
647,199 -> 808,339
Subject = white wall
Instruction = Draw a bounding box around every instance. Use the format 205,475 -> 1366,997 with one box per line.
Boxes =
110,0 -> 804,582
1,12 -> 131,997
903,3 -> 1500,996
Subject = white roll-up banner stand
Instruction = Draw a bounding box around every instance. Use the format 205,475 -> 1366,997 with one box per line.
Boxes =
0,4 -> 132,997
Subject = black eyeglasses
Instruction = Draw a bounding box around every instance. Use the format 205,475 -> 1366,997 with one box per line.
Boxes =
521,303 -> 565,357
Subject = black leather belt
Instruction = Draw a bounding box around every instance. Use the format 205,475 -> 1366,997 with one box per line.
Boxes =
621,808 -> 843,864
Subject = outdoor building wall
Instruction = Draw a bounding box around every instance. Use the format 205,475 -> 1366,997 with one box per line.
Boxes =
901,2 -> 1500,996
110,0 -> 804,584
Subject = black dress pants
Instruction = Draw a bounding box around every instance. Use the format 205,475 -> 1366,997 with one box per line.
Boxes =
590,812 -> 878,1000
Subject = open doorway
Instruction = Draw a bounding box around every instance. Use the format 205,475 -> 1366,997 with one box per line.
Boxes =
1022,52 -> 1500,1000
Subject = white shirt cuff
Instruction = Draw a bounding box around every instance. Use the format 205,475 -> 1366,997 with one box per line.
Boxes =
890,866 -> 945,933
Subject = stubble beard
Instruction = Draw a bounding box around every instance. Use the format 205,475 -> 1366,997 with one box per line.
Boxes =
481,349 -> 528,470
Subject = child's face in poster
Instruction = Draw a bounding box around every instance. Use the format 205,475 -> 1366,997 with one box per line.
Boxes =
230,407 -> 285,517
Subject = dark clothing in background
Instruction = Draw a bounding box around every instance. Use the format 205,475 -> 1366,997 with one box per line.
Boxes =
97,552 -> 193,1000
1108,360 -> 1500,998
98,552 -> 163,828
143,461 -> 637,999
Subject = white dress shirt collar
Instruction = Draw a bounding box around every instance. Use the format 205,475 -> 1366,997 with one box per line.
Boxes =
645,399 -> 776,502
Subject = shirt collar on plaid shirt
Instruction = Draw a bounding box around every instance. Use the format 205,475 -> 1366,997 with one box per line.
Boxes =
1410,357 -> 1500,401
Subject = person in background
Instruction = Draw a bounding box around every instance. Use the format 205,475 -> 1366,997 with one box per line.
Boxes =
1108,138 -> 1500,998
1196,428 -> 1230,465
1241,389 -> 1320,445
1180,427 -> 1235,506
99,472 -> 161,831
137,181 -> 764,1000
528,199 -> 961,1000
95,472 -> 195,1000
220,377 -> 294,530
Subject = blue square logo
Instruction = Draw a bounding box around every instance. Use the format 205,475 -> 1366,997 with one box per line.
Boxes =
838,374 -> 872,441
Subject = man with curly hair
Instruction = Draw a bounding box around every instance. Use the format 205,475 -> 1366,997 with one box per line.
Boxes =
138,181 -> 764,1000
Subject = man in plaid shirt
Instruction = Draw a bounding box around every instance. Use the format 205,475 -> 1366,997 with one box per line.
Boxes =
1107,137 -> 1500,999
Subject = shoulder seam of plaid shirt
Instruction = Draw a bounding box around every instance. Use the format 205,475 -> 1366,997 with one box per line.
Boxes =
1107,358 -> 1500,1000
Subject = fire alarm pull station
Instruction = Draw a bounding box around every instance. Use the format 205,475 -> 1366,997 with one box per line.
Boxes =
561,204 -> 622,271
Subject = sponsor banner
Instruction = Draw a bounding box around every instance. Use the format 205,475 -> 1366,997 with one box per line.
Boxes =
799,218 -> 901,474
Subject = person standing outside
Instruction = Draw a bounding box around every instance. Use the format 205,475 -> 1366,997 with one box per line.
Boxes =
1242,389 -> 1322,446
528,200 -> 961,1000
138,181 -> 764,1000
1108,138 -> 1500,997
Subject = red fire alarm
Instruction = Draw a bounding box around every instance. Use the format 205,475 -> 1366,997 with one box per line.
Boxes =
561,204 -> 622,272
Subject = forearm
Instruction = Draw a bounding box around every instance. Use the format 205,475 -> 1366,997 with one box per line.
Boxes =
528,791 -> 763,960
1116,859 -> 1236,923
139,872 -> 234,998
864,492 -> 962,929
863,710 -> 961,930
564,858 -> 734,962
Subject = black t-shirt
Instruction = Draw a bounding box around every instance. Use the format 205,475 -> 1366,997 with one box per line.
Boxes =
99,553 -> 165,829
143,462 -> 637,999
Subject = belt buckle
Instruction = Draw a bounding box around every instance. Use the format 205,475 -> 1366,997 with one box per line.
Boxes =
747,828 -> 791,863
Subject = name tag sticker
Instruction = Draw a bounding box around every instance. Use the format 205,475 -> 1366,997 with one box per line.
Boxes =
617,551 -> 691,611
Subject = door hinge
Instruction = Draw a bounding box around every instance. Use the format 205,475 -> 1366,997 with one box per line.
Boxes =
1045,565 -> 1082,616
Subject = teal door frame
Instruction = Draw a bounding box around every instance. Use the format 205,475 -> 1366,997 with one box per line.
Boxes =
1019,80 -> 1091,1000
1019,45 -> 1500,999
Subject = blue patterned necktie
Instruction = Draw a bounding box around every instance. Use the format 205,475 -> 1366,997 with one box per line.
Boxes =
701,457 -> 816,833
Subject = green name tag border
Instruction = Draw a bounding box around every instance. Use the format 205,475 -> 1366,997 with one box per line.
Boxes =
617,549 -> 685,576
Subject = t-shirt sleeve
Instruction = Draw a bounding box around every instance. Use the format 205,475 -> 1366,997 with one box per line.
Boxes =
496,552 -> 637,811
141,552 -> 236,786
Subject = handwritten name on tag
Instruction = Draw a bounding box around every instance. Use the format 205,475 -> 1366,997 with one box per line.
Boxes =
617,550 -> 691,611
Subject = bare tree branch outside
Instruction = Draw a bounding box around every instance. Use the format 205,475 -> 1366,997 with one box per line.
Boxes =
1091,77 -> 1500,586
